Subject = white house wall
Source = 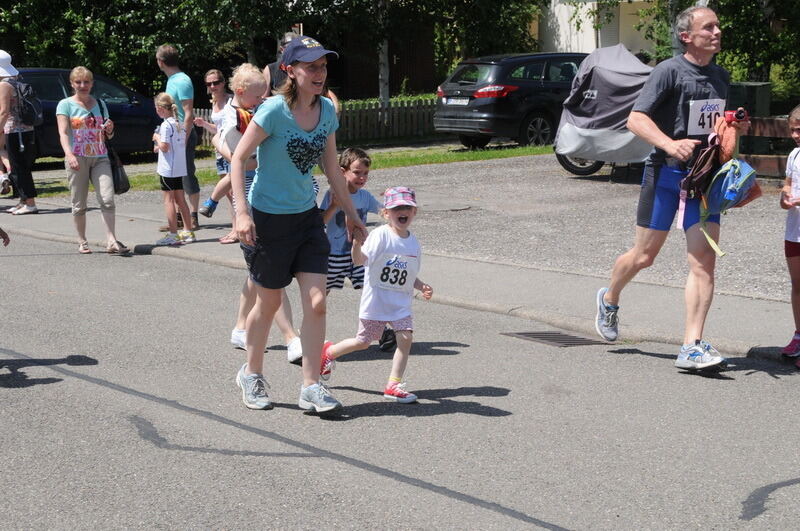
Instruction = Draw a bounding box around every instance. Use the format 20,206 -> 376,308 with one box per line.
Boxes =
538,0 -> 654,55
619,1 -> 655,57
538,0 -> 597,53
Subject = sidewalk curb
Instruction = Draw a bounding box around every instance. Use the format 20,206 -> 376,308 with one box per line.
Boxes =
420,293 -> 778,361
6,223 -> 787,365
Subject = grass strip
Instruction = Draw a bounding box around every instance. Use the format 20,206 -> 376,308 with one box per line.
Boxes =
33,144 -> 553,197
369,144 -> 551,169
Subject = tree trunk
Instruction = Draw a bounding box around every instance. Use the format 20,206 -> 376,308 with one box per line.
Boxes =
377,0 -> 390,111
669,0 -> 682,57
245,32 -> 258,66
378,38 -> 390,106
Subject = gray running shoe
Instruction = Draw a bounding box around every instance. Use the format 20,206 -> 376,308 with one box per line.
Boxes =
235,364 -> 273,410
675,340 -> 724,370
298,383 -> 342,413
595,287 -> 619,342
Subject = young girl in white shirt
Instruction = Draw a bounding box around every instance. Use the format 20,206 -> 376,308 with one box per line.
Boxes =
153,92 -> 193,246
320,186 -> 433,403
779,105 -> 800,363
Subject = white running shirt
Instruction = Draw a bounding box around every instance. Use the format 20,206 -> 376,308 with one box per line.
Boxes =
359,224 -> 421,321
786,148 -> 800,242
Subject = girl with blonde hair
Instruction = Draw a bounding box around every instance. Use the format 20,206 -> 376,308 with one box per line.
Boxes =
152,92 -> 193,246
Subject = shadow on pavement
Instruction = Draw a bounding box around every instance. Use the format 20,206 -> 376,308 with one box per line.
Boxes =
610,347 -> 800,379
339,341 -> 469,363
330,385 -> 512,419
607,347 -> 674,361
717,356 -> 799,379
0,354 -> 98,388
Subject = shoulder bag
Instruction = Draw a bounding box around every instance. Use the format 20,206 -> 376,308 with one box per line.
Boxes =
98,100 -> 130,194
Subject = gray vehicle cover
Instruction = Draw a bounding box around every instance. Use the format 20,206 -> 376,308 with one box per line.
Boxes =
555,44 -> 653,163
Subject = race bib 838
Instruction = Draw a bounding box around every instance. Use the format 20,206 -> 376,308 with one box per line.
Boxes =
370,253 -> 419,293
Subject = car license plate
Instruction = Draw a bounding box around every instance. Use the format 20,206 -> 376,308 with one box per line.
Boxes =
446,97 -> 469,106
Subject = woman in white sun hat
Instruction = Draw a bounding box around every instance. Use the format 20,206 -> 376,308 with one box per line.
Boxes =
0,50 -> 38,214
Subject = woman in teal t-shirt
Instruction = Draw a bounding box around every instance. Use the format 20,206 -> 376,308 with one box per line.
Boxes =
56,66 -> 128,254
229,37 -> 367,414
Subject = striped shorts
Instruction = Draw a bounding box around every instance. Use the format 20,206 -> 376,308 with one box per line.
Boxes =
327,253 -> 365,290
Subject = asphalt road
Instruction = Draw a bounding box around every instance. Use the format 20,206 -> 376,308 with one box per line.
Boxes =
3,235 -> 800,529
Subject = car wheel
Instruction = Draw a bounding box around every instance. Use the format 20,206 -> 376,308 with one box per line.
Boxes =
459,135 -> 491,150
555,154 -> 605,176
518,113 -> 554,146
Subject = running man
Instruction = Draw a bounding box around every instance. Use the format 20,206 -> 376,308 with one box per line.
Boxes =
594,6 -> 749,370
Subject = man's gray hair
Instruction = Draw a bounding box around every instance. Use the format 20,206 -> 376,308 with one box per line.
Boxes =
674,6 -> 714,50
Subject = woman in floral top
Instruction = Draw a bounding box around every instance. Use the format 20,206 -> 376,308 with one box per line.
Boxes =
56,66 -> 128,254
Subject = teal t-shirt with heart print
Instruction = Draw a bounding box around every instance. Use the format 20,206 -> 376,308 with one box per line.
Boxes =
250,95 -> 338,214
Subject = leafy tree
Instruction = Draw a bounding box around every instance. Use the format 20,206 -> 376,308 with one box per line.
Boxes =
561,0 -> 800,85
715,0 -> 800,82
0,0 -> 295,96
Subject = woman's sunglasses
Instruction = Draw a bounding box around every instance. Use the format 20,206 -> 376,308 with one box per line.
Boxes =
206,79 -> 223,87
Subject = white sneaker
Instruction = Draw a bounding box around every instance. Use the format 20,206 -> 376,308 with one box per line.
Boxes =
230,328 -> 246,350
675,340 -> 724,370
230,328 -> 269,352
286,336 -> 303,363
12,204 -> 38,215
5,204 -> 21,213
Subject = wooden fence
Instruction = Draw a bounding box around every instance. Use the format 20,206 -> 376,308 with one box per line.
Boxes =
742,116 -> 791,177
337,98 -> 439,143
194,98 -> 440,147
194,108 -> 214,147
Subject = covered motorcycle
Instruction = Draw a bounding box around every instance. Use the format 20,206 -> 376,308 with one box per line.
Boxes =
554,44 -> 653,175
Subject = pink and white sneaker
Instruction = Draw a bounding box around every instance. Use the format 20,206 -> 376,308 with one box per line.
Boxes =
782,336 -> 800,357
320,341 -> 335,381
383,382 -> 417,404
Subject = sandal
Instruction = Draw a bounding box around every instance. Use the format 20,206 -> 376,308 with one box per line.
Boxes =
219,232 -> 239,244
107,240 -> 130,255
78,241 -> 92,254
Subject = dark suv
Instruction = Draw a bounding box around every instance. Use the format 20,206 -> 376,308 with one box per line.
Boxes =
17,68 -> 160,158
434,52 -> 587,148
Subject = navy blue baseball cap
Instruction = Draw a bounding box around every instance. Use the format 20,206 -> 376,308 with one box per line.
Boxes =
280,36 -> 339,68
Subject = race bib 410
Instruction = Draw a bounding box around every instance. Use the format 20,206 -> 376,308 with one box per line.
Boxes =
687,98 -> 725,136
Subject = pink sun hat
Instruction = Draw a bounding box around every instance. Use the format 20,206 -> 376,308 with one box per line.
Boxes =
383,186 -> 417,209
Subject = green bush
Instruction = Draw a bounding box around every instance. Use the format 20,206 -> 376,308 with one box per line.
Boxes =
342,94 -> 437,107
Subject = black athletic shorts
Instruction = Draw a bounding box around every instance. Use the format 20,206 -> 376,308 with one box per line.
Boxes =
160,175 -> 184,192
241,206 -> 330,289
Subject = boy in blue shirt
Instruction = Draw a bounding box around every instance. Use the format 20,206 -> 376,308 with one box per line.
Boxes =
321,148 -> 397,351
321,148 -> 381,291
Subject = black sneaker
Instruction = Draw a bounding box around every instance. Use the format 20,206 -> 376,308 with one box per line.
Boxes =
191,212 -> 200,230
379,326 -> 396,352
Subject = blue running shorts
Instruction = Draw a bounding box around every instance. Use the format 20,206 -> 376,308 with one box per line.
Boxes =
636,164 -> 720,231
